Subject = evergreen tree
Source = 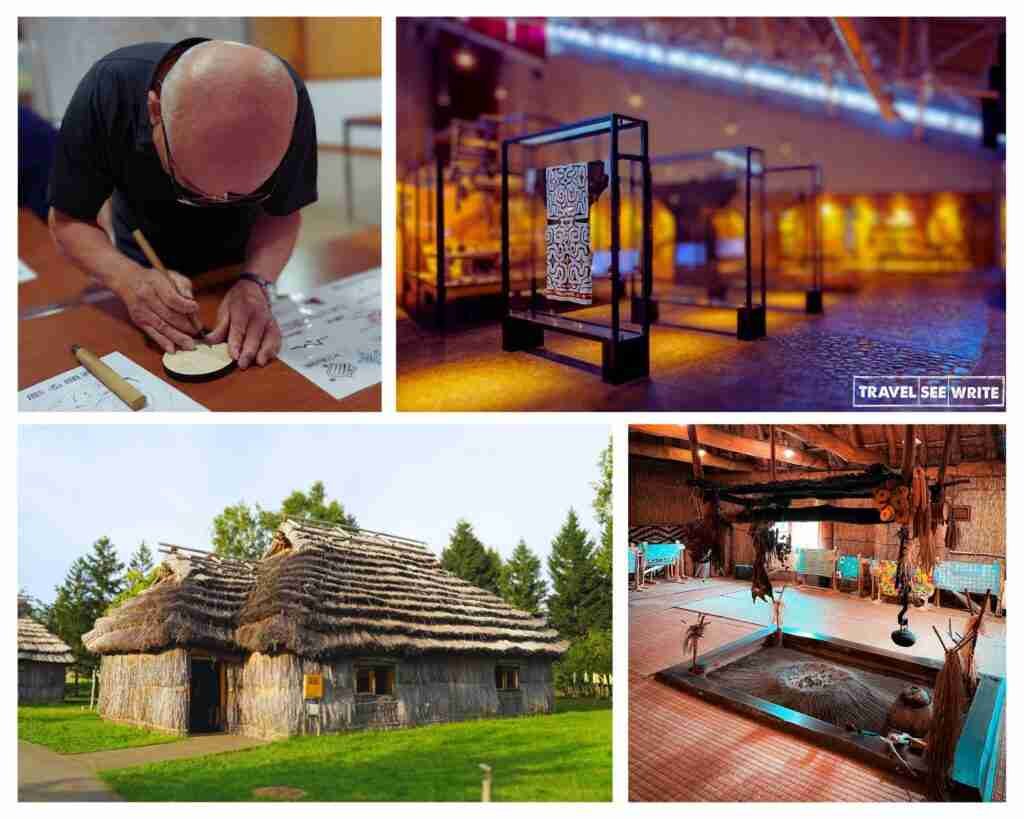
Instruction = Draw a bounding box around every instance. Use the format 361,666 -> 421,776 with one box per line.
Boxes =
212,482 -> 357,560
128,541 -> 154,575
546,508 -> 606,639
440,519 -> 502,594
498,539 -> 547,614
50,557 -> 94,671
17,589 -> 47,622
84,536 -> 124,620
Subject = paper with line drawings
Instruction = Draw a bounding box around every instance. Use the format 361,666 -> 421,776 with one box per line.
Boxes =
18,352 -> 207,412
271,268 -> 381,401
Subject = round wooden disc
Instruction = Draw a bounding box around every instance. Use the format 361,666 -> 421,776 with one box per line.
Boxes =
162,342 -> 236,382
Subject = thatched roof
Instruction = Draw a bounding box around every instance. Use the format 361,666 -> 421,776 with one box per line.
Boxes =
83,520 -> 567,661
18,609 -> 74,664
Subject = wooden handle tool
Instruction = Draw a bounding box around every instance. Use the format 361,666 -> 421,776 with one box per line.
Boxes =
71,345 -> 147,411
131,228 -> 206,336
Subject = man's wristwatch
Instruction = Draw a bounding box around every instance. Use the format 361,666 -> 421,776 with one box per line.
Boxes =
238,272 -> 275,303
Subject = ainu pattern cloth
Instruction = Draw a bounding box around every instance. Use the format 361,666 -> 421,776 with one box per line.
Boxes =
545,162 -> 593,305
933,559 -> 1001,595
629,524 -> 690,548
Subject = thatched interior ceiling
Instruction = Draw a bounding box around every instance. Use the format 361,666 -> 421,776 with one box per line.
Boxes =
630,424 -> 1005,476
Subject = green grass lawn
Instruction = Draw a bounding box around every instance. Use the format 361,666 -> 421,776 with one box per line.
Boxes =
18,703 -> 182,755
100,698 -> 611,802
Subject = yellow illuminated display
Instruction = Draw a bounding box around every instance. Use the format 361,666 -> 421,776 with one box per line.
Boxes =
397,179 -> 996,304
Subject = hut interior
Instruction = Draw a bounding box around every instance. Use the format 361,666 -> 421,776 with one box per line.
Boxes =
628,424 -> 1006,802
18,597 -> 74,704
83,519 -> 566,740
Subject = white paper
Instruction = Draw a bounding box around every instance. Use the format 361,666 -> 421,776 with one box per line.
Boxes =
18,259 -> 38,283
18,352 -> 208,412
272,269 -> 381,401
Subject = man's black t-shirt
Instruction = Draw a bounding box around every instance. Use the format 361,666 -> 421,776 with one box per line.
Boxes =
48,38 -> 317,275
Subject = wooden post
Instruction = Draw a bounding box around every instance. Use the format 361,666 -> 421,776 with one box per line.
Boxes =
901,425 -> 916,480
90,668 -> 97,710
480,764 -> 493,802
688,425 -> 706,579
884,425 -> 898,467
769,424 -> 777,484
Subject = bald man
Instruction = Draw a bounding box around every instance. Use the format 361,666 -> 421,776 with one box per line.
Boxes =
48,37 -> 317,368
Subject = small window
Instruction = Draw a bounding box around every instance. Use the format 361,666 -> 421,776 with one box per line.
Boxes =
495,665 -> 520,691
355,664 -> 395,697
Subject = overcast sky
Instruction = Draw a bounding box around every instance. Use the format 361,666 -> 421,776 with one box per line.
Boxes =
18,424 -> 610,604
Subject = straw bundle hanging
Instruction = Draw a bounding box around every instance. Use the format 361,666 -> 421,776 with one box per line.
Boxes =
924,641 -> 966,800
958,591 -> 990,697
925,590 -> 989,799
911,467 -> 938,574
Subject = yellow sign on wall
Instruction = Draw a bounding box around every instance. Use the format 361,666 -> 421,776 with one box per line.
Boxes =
303,673 -> 323,699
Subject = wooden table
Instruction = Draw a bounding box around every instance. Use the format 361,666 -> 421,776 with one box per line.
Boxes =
18,208 -> 382,411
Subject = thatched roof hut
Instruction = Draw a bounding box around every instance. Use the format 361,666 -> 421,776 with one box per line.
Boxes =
84,520 -> 566,738
18,598 -> 74,704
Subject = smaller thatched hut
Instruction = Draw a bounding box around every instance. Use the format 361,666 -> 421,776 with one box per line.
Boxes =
84,520 -> 567,738
18,599 -> 74,704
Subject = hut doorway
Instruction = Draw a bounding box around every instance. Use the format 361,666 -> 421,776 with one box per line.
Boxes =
188,655 -> 222,734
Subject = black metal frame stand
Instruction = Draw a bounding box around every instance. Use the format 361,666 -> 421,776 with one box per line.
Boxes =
629,146 -> 767,340
501,113 -> 652,385
764,163 -> 825,315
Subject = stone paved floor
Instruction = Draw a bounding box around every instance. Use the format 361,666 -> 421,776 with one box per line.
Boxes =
629,577 -> 1006,802
398,269 -> 1005,411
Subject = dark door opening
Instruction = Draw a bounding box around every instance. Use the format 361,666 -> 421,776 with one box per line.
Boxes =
189,656 -> 222,733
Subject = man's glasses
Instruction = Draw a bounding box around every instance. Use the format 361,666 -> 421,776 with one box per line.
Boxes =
158,116 -> 275,208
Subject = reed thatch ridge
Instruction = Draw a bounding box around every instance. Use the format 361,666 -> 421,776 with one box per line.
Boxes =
18,604 -> 75,664
84,519 -> 568,660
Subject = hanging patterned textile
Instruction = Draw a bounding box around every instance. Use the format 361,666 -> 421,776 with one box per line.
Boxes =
544,161 -> 606,304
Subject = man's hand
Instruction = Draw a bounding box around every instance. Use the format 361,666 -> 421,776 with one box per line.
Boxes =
206,279 -> 281,369
114,266 -> 201,353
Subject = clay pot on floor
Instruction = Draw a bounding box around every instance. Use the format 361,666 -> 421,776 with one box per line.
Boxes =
884,684 -> 933,738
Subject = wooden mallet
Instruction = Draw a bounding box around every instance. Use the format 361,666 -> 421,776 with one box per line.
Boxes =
70,345 -> 146,411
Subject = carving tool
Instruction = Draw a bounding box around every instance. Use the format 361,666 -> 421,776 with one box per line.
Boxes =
70,345 -> 147,411
131,228 -> 207,336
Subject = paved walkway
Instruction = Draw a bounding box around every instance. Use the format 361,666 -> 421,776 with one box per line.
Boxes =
19,734 -> 267,802
18,741 -> 121,802
76,733 -> 267,773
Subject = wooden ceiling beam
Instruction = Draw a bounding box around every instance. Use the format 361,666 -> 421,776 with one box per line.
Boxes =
777,424 -> 883,466
631,424 -> 828,469
831,17 -> 899,121
629,441 -> 747,472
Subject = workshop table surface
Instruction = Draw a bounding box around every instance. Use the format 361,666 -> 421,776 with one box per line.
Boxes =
17,209 -> 382,412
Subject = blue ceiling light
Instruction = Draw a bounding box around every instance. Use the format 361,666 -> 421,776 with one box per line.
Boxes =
546,22 -> 984,142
